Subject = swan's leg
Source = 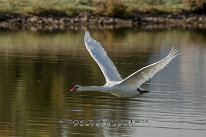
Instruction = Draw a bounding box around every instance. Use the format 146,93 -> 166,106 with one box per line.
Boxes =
137,87 -> 149,94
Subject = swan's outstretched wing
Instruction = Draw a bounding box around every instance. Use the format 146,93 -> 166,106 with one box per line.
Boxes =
119,48 -> 179,88
84,31 -> 123,83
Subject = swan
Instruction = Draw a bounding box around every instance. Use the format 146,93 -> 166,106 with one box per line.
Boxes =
71,31 -> 179,97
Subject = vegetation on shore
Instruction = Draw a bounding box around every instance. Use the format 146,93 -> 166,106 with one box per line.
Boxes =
0,0 -> 205,18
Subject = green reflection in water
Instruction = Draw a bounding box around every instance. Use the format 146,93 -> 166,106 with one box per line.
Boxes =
0,29 -> 206,136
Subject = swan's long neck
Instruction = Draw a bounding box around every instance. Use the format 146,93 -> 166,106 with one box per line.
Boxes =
81,86 -> 106,92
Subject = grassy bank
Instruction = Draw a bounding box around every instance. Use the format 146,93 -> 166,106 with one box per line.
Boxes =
0,0 -> 205,18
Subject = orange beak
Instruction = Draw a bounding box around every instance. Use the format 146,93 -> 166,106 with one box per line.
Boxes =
71,87 -> 77,91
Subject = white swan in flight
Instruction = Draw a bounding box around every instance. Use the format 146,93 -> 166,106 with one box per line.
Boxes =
71,31 -> 179,97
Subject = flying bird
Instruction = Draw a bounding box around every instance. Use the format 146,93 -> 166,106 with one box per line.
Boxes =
71,31 -> 179,97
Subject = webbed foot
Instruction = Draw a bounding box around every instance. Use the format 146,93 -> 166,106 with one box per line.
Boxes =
137,87 -> 149,94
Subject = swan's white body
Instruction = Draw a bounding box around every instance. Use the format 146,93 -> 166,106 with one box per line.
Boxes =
71,31 -> 179,97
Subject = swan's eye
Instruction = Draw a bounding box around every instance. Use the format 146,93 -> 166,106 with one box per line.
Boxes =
75,85 -> 79,89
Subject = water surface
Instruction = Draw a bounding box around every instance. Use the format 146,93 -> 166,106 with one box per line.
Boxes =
0,29 -> 206,137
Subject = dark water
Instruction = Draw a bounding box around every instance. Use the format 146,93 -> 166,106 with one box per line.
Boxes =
0,29 -> 206,137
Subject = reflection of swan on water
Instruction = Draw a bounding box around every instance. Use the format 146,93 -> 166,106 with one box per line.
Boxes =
71,31 -> 179,97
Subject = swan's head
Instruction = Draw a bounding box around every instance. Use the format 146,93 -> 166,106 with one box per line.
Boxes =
70,85 -> 82,91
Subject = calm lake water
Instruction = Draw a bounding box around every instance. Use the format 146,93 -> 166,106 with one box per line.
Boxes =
0,28 -> 206,137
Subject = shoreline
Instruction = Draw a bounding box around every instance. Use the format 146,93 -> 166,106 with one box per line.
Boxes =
0,14 -> 206,31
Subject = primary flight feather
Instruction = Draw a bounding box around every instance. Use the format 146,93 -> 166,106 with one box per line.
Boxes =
84,31 -> 122,83
71,31 -> 179,97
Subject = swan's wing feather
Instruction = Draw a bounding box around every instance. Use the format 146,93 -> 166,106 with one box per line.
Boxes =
84,31 -> 123,83
119,48 -> 179,88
